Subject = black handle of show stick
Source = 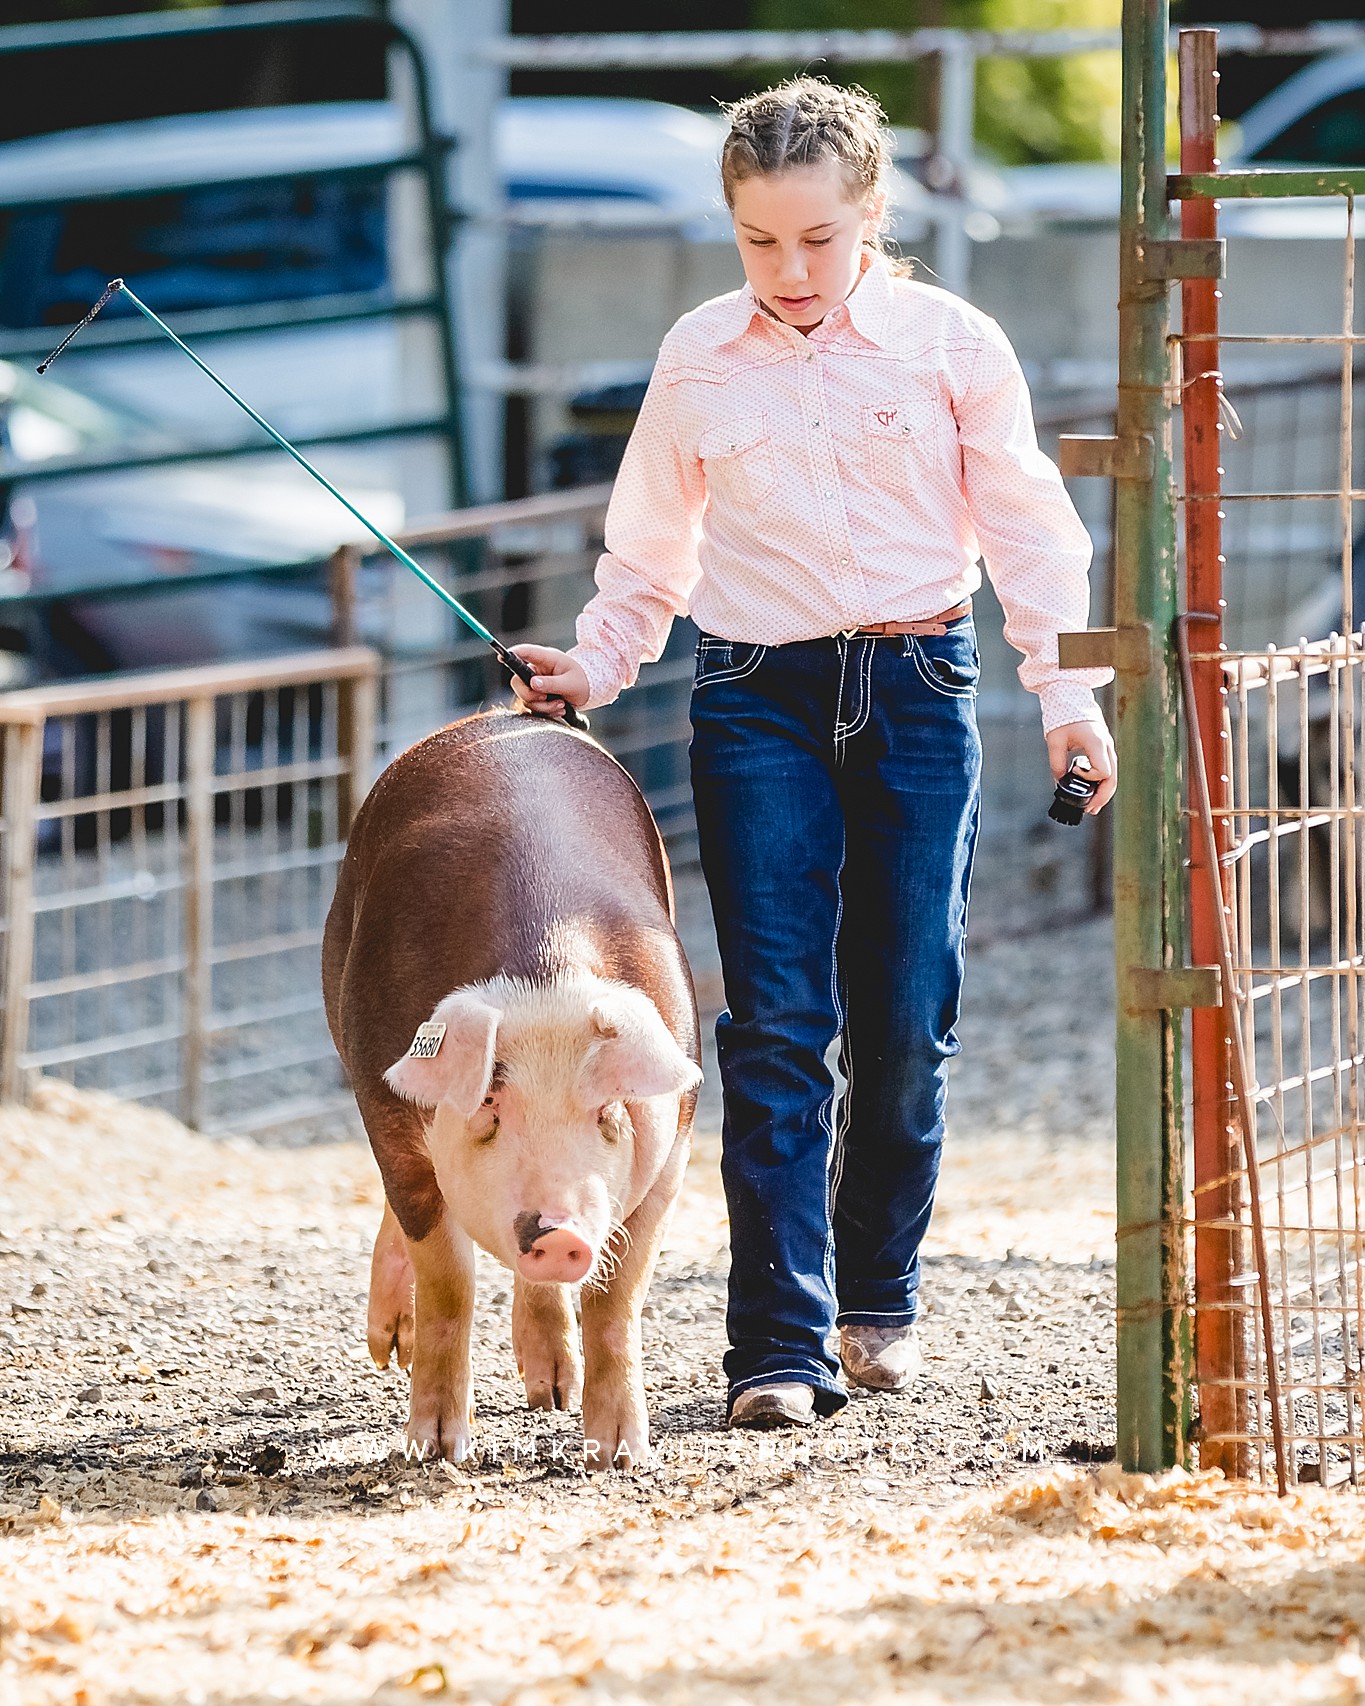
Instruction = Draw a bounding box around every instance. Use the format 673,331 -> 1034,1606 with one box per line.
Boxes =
490,639 -> 590,732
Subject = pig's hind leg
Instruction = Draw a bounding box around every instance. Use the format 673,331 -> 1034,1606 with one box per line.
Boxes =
368,1198 -> 416,1370
512,1278 -> 583,1412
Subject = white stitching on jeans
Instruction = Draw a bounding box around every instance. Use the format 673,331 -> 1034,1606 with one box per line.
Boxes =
832,635 -> 852,759
909,634 -> 978,698
730,1368 -> 835,1397
693,642 -> 768,689
822,825 -> 849,1302
843,638 -> 876,741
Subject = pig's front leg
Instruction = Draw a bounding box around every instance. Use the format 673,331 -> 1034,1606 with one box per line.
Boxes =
368,1197 -> 415,1370
512,1278 -> 583,1412
406,1210 -> 477,1463
580,1128 -> 690,1471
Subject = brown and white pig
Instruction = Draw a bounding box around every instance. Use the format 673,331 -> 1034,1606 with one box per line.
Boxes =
322,707 -> 701,1469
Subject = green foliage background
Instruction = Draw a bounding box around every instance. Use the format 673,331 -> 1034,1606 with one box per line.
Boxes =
753,0 -> 1124,164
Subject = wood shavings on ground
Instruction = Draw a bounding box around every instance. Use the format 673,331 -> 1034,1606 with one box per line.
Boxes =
2,920 -> 1360,1704
3,1455 -> 1364,1704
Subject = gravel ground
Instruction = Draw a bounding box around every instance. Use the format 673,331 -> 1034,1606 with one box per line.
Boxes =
23,915 -> 1365,1703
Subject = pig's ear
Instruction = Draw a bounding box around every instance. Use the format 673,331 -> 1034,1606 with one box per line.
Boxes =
384,991 -> 501,1115
579,987 -> 702,1104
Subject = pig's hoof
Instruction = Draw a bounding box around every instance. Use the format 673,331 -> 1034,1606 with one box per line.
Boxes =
368,1226 -> 415,1371
512,1280 -> 582,1411
581,1405 -> 650,1472
368,1296 -> 415,1372
521,1345 -> 583,1413
405,1402 -> 474,1464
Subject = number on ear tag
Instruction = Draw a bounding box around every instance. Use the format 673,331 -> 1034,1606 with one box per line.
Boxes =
408,1021 -> 447,1060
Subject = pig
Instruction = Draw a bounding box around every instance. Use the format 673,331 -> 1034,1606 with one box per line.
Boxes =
322,707 -> 701,1469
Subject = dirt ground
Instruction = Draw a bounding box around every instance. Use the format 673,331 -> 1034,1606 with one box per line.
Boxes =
2,917 -> 1364,1704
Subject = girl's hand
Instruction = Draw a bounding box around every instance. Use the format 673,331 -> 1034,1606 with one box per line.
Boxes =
1046,716 -> 1117,815
508,643 -> 591,719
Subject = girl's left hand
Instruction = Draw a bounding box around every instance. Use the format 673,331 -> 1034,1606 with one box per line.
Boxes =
1046,716 -> 1117,815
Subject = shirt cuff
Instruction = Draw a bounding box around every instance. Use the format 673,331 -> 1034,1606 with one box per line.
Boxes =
1036,680 -> 1108,735
566,645 -> 622,712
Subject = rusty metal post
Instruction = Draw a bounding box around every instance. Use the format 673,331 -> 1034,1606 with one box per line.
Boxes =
1178,28 -> 1245,1476
329,544 -> 360,649
1113,0 -> 1189,1470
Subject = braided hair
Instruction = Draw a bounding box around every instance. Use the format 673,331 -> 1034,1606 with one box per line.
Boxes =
720,77 -> 910,275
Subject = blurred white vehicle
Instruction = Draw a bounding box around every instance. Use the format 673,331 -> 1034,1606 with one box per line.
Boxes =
5,96 -> 888,676
991,49 -> 1365,232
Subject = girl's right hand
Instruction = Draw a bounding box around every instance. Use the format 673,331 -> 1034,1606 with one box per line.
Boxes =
508,643 -> 591,719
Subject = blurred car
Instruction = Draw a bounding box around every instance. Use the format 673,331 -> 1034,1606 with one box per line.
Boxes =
6,96 -> 908,681
990,48 -> 1365,231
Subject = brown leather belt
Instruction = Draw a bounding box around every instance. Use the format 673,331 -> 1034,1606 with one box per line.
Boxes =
842,599 -> 972,639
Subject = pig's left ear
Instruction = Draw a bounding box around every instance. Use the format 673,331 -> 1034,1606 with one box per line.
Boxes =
579,987 -> 702,1104
384,990 -> 501,1114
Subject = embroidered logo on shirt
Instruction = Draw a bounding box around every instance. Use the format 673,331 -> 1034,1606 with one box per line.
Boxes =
874,408 -> 898,427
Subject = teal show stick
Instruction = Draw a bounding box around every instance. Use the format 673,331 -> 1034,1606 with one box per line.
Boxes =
36,278 -> 588,731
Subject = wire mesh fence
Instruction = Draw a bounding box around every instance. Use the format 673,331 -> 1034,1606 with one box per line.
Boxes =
1175,121 -> 1364,1485
0,650 -> 375,1136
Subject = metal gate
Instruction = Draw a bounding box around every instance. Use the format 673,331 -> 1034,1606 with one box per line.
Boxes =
1077,9 -> 1365,1485
0,648 -> 376,1136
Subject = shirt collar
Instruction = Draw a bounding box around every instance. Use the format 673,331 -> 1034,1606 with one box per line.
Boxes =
718,248 -> 893,350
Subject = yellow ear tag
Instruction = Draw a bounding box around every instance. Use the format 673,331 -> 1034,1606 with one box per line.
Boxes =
408,1021 -> 447,1060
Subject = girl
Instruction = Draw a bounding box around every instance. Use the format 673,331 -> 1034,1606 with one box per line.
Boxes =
511,78 -> 1116,1430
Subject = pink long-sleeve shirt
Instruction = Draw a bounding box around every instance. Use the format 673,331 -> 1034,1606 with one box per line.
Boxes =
567,253 -> 1111,732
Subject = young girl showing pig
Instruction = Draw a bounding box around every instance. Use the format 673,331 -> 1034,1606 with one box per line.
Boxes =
512,77 -> 1116,1429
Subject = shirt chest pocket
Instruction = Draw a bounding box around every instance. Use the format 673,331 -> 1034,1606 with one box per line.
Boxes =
698,414 -> 778,510
864,400 -> 957,492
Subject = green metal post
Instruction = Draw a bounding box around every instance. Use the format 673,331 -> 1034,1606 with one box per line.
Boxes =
1113,0 -> 1190,1469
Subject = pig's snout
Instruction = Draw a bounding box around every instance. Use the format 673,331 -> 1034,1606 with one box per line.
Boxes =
514,1210 -> 594,1283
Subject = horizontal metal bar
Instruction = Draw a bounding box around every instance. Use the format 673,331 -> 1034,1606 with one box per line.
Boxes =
381,484 -> 615,553
482,22 -> 1365,72
202,1040 -> 340,1087
28,954 -> 185,1001
202,754 -> 349,796
1170,169 -> 1365,201
1058,433 -> 1154,480
33,780 -> 185,824
1213,491 -> 1365,503
1179,334 -> 1365,346
1058,624 -> 1151,672
0,1 -> 382,56
2,415 -> 451,490
0,155 -> 436,217
480,27 -> 1122,68
0,560 -> 326,613
20,1018 -> 183,1070
206,991 -> 325,1033
0,646 -> 377,722
1138,237 -> 1225,281
200,1087 -> 355,1137
29,870 -> 184,916
0,292 -> 442,365
1126,965 -> 1222,1010
208,842 -> 346,886
208,927 -> 324,967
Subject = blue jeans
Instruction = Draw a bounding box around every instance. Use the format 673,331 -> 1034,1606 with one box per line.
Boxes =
689,618 -> 982,1419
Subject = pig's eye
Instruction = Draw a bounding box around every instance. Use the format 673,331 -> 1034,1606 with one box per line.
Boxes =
476,1116 -> 499,1145
597,1105 -> 622,1143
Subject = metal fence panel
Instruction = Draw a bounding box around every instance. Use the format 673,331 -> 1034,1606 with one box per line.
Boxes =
0,649 -> 377,1135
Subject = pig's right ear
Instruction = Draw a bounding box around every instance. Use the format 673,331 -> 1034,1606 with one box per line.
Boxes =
384,991 -> 501,1115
